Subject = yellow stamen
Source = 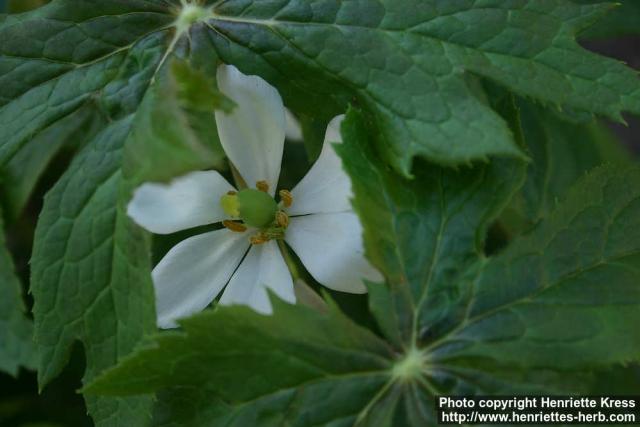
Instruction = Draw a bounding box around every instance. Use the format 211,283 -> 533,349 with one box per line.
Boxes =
276,210 -> 289,228
279,189 -> 293,208
256,180 -> 269,193
222,220 -> 247,233
250,232 -> 269,245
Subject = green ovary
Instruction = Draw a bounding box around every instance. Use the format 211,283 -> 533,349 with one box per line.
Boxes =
221,189 -> 277,228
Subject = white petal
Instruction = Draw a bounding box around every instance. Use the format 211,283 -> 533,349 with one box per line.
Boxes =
128,171 -> 234,235
285,211 -> 382,293
215,64 -> 285,194
288,115 -> 352,215
220,240 -> 295,314
285,108 -> 303,141
153,229 -> 250,328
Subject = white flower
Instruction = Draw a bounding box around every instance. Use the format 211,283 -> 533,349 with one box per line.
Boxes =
127,65 -> 381,328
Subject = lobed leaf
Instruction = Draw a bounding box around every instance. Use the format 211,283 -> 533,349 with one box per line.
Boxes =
86,300 -> 397,427
0,0 -> 173,167
337,107 -> 526,347
342,109 -> 640,396
503,99 -> 633,233
430,166 -> 640,387
204,0 -> 640,173
31,117 -> 156,426
575,0 -> 640,39
30,55 -> 233,427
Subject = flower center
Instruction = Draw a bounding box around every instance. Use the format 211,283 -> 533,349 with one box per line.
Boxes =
392,347 -> 427,383
174,2 -> 212,36
220,181 -> 293,244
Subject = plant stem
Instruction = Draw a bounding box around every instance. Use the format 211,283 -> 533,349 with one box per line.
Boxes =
277,240 -> 300,280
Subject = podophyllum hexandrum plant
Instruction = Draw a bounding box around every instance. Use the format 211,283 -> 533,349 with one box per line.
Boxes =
1,0 -> 640,425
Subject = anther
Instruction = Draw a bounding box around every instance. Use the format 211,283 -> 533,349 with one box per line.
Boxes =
222,220 -> 247,233
279,189 -> 293,208
256,180 -> 269,193
275,210 -> 289,228
250,232 -> 269,245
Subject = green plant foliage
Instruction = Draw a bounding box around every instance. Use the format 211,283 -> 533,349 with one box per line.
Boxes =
575,0 -> 640,39
1,105 -> 105,222
28,36 -> 230,427
343,110 -> 640,395
85,111 -> 640,425
437,165 -> 640,377
502,99 -> 634,235
87,300 -> 396,426
338,107 -> 527,348
1,0 -> 639,425
0,210 -> 36,376
0,1 -> 173,168
123,59 -> 231,186
30,118 -> 156,426
204,0 -> 640,174
2,1 -> 639,176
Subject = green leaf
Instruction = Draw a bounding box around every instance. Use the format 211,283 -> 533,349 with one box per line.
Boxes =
575,0 -> 640,39
503,100 -> 633,233
9,1 -> 236,424
204,0 -> 640,173
2,0 -> 640,175
171,59 -> 234,114
1,104 -> 105,222
0,208 -> 36,376
426,165 -> 640,393
336,107 -> 526,347
17,4 -> 175,424
86,300 -> 399,427
342,109 -> 640,395
29,46 -> 233,426
31,117 -> 156,426
123,59 -> 230,186
0,0 -> 174,167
